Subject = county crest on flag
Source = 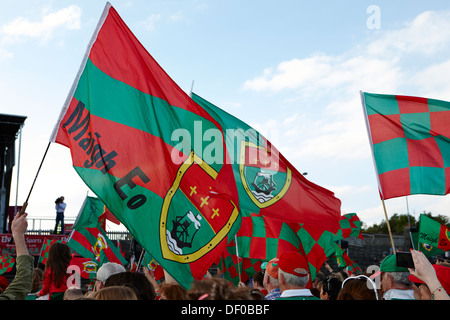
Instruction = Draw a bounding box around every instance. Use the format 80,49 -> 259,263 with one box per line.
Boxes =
361,91 -> 450,199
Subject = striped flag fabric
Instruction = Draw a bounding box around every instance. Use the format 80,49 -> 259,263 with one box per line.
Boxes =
50,3 -> 239,289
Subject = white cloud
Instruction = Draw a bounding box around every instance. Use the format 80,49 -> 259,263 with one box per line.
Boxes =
141,10 -> 185,32
242,9 -> 450,163
142,13 -> 162,31
367,10 -> 450,57
409,59 -> 450,101
1,5 -> 81,44
243,54 -> 401,97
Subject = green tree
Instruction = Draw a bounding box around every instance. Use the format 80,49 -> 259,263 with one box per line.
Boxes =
362,212 -> 449,234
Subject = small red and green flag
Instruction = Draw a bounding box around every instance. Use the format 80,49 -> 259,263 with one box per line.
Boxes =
0,255 -> 15,275
39,238 -> 61,265
335,213 -> 364,241
50,3 -> 238,289
418,214 -> 450,253
69,255 -> 99,280
142,251 -> 164,282
216,239 -> 262,286
361,91 -> 450,199
67,196 -> 127,266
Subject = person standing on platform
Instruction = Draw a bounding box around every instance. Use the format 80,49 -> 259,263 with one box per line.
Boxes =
53,196 -> 66,234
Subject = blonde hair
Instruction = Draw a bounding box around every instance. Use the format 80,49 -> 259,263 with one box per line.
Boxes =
91,285 -> 138,300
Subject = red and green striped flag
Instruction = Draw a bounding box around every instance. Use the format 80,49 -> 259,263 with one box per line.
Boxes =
418,214 -> 450,252
68,196 -> 127,266
0,255 -> 15,275
50,3 -> 238,289
39,238 -> 60,265
361,91 -> 450,199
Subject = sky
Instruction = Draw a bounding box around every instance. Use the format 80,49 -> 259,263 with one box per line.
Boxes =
2,0 -> 450,231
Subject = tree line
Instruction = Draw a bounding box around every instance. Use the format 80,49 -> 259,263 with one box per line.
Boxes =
362,212 -> 450,235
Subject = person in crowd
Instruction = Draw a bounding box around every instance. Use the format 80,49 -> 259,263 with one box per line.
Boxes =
30,268 -> 44,294
337,275 -> 378,300
320,277 -> 342,300
409,249 -> 450,300
35,242 -> 71,300
0,213 -> 34,300
53,196 -> 66,234
252,270 -> 268,296
378,254 -> 415,300
104,271 -> 156,300
94,262 -> 126,292
276,251 -> 320,300
185,277 -> 230,300
262,257 -> 281,300
63,286 -> 85,300
91,285 -> 138,300
158,282 -> 187,300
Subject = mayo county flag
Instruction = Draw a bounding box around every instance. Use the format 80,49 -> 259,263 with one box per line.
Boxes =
418,214 -> 450,252
50,3 -> 238,288
361,92 -> 450,199
191,93 -> 342,280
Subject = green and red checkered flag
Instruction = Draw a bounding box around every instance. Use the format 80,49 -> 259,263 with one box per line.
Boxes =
39,238 -> 60,265
50,3 -> 239,289
335,213 -> 364,241
418,214 -> 450,252
0,255 -> 15,275
235,214 -> 336,281
361,92 -> 450,199
216,238 -> 262,286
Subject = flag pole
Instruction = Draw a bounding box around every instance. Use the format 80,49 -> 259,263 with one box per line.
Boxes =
188,80 -> 194,97
381,199 -> 396,254
18,141 -> 52,216
234,234 -> 242,284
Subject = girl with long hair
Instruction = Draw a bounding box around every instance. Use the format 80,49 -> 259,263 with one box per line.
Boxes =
35,242 -> 71,300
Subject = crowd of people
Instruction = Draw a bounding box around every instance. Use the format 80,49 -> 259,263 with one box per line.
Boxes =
1,211 -> 449,301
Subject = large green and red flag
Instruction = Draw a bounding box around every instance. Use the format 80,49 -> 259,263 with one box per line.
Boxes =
361,91 -> 450,199
191,93 -> 341,280
50,3 -> 238,289
192,92 -> 341,229
67,196 -> 127,266
0,255 -> 14,275
418,214 -> 450,252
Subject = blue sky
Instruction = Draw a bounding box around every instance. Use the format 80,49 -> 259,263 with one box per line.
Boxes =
2,0 -> 450,230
